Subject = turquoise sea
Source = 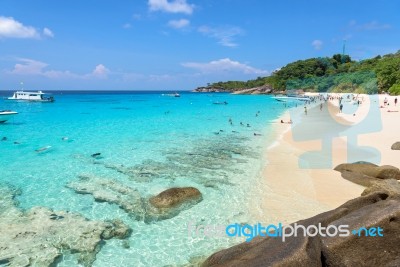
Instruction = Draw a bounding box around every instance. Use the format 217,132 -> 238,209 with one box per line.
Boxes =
0,91 -> 286,267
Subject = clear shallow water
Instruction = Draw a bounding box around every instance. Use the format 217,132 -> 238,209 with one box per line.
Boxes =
0,91 -> 286,267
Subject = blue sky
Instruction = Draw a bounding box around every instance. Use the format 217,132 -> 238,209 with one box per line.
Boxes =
0,0 -> 399,90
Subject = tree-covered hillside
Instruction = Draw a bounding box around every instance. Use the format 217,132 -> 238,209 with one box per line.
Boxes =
197,51 -> 400,95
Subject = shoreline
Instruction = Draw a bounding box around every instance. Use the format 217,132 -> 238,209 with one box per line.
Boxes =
253,93 -> 399,224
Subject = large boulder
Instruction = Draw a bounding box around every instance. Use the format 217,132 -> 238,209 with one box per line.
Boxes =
335,163 -> 400,180
149,187 -> 202,208
321,199 -> 400,266
202,192 -> 392,267
391,142 -> 400,150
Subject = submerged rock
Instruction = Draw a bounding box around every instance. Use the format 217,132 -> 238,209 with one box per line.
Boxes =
391,142 -> 400,150
0,184 -> 131,267
67,175 -> 145,221
67,175 -> 203,223
98,136 -> 254,190
149,187 -> 202,209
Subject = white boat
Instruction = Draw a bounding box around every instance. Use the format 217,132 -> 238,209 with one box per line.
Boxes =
272,95 -> 310,103
8,91 -> 55,102
162,92 -> 180,97
0,110 -> 18,123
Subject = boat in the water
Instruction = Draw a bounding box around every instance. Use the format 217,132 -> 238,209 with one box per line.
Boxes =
7,91 -> 55,102
0,110 -> 18,123
272,94 -> 310,103
162,92 -> 180,97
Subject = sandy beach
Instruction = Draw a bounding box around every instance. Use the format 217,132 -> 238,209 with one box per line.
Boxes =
255,93 -> 400,224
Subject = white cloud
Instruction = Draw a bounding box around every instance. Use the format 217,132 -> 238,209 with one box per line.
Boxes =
311,39 -> 323,50
182,58 -> 269,75
8,58 -> 109,79
148,0 -> 194,14
349,20 -> 391,31
198,26 -> 243,47
10,58 -> 48,74
0,16 -> 54,39
123,23 -> 132,29
43,27 -> 54,38
0,16 -> 39,39
91,64 -> 110,78
167,19 -> 190,29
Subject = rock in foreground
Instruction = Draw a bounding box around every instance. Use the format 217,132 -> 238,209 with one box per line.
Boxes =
202,164 -> 400,267
335,162 -> 400,180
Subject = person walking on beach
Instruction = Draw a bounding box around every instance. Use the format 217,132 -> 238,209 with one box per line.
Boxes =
395,97 -> 398,106
339,103 -> 343,113
320,103 -> 323,111
304,106 -> 307,115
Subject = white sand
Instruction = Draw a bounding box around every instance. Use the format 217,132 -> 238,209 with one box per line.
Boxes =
251,93 -> 399,224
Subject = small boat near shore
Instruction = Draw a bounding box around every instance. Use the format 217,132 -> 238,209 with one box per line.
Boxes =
7,91 -> 55,102
0,110 -> 18,123
272,95 -> 310,103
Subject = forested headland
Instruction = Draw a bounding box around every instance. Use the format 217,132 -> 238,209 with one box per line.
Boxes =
194,51 -> 400,95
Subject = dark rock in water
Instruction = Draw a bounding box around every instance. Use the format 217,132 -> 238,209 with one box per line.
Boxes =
91,152 -> 101,158
149,187 -> 202,209
391,142 -> 400,150
1,137 -> 7,141
67,175 -> 203,223
335,163 -> 400,180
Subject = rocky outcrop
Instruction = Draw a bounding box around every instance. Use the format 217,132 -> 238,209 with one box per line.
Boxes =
193,87 -> 231,93
231,86 -> 273,95
202,163 -> 400,267
334,162 -> 400,180
193,85 -> 273,94
391,142 -> 400,150
149,187 -> 202,208
0,185 -> 130,267
67,175 -> 203,223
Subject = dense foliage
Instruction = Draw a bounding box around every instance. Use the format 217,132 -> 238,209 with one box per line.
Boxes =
202,51 -> 400,95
